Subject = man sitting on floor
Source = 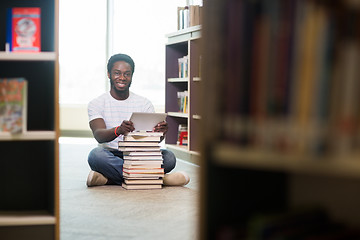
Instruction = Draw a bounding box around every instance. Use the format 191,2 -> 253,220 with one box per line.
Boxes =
86,53 -> 190,187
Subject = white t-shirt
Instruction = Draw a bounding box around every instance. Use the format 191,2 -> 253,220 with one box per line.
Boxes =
88,91 -> 155,149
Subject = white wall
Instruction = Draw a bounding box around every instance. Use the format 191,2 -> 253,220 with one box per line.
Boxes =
60,104 -> 90,132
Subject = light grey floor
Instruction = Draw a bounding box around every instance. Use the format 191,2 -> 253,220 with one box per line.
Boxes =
59,137 -> 200,240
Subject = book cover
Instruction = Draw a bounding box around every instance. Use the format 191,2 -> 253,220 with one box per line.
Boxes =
0,78 -> 27,134
6,7 -> 41,52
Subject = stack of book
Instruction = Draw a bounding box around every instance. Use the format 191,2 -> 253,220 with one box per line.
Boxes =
119,131 -> 165,190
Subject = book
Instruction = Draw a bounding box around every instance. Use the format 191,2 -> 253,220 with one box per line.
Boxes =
124,178 -> 163,185
129,112 -> 167,132
118,146 -> 161,152
123,151 -> 162,156
190,5 -> 201,27
177,91 -> 189,113
122,183 -> 162,190
122,168 -> 164,174
0,78 -> 27,134
178,131 -> 188,146
178,56 -> 188,78
127,131 -> 164,136
118,141 -> 160,147
123,134 -> 162,142
6,7 -> 41,52
123,163 -> 162,169
123,171 -> 165,178
178,7 -> 185,30
123,160 -> 163,165
123,155 -> 163,160
178,5 -> 202,30
176,124 -> 188,145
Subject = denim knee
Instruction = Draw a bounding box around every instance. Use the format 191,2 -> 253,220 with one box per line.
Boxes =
88,147 -> 106,170
162,149 -> 176,173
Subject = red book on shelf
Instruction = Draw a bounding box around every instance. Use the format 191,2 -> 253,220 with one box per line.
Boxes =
6,7 -> 41,52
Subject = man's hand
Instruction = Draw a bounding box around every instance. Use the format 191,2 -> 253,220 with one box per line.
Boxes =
153,121 -> 168,135
118,120 -> 135,135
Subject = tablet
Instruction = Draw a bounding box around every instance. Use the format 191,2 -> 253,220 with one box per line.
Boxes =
129,112 -> 167,132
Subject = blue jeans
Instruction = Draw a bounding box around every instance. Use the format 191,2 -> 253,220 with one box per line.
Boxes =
88,147 -> 176,185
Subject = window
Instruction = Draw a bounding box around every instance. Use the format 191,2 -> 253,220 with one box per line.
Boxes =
60,0 -> 185,109
112,0 -> 184,111
59,0 -> 107,104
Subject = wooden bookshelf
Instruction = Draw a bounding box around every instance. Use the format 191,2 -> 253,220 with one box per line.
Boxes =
0,0 -> 59,239
165,26 -> 202,164
200,0 -> 360,239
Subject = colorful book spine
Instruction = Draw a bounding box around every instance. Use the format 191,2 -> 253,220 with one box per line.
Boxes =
6,7 -> 41,52
0,78 -> 27,134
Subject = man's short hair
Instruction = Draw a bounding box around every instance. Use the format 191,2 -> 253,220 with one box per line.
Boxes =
107,53 -> 135,74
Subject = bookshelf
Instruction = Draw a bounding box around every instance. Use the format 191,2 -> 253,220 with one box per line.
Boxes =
200,0 -> 360,239
0,0 -> 59,239
165,25 -> 201,164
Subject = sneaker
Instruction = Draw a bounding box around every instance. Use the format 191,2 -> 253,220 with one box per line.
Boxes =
163,171 -> 190,186
86,170 -> 108,187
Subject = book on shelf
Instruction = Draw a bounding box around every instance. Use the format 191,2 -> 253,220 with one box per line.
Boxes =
0,78 -> 27,134
178,55 -> 188,78
177,124 -> 188,146
6,7 -> 41,52
178,131 -> 188,146
189,5 -> 202,27
218,0 -> 360,156
122,183 -> 162,190
177,5 -> 203,30
177,91 -> 189,113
